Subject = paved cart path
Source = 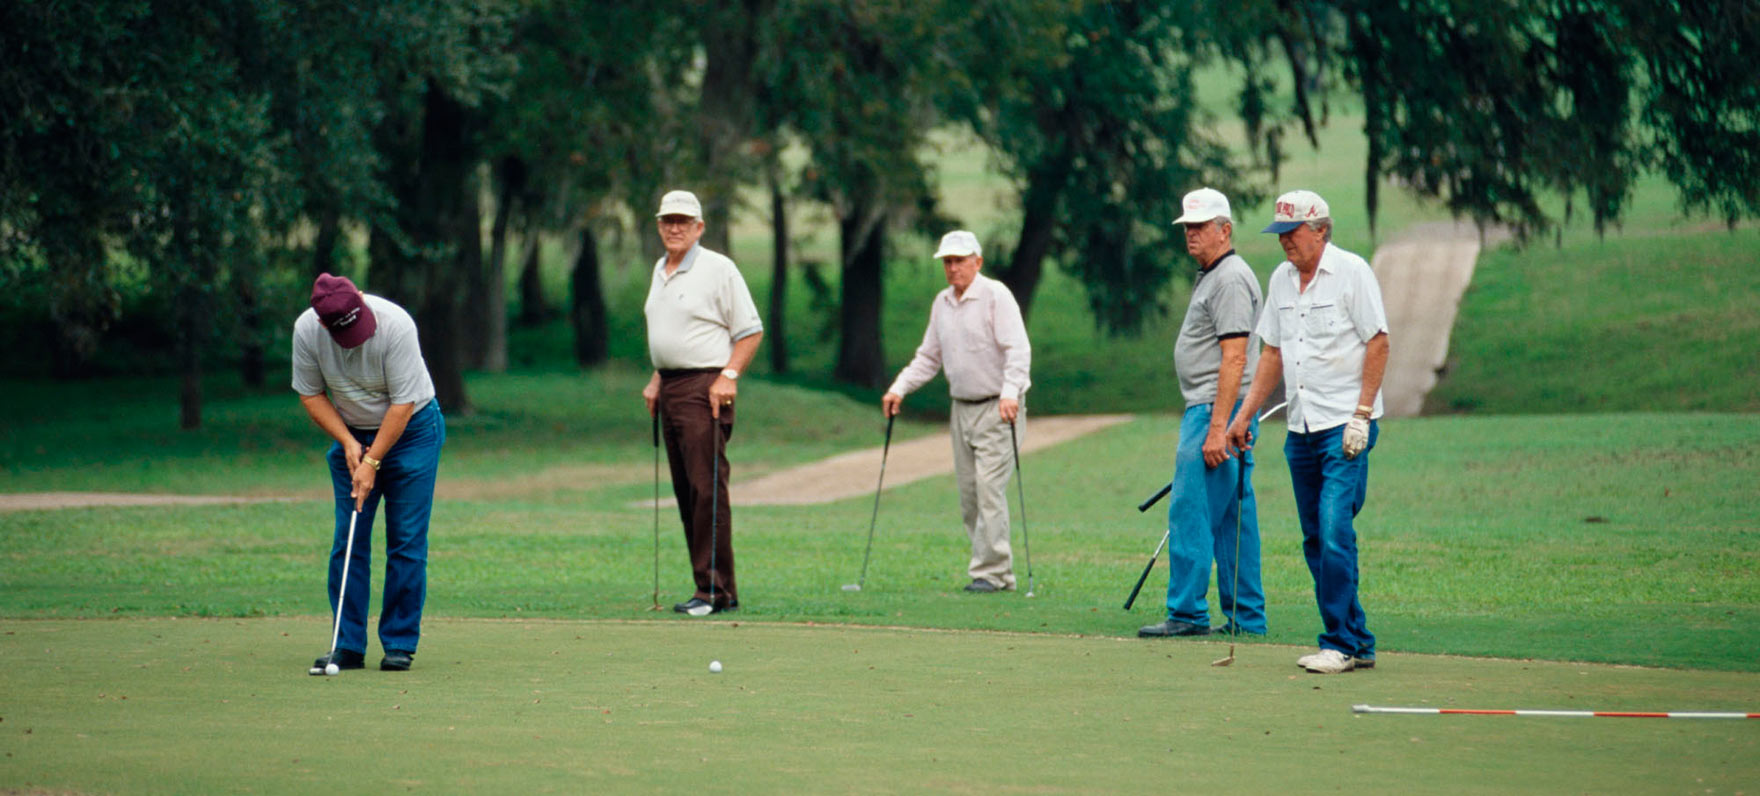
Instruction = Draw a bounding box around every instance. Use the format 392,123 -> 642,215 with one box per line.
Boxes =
1372,221 -> 1505,417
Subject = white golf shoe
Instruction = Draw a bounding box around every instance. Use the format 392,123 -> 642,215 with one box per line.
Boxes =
1301,648 -> 1355,674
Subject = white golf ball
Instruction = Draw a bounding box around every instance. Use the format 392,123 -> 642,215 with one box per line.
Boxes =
325,663 -> 340,676
709,660 -> 722,673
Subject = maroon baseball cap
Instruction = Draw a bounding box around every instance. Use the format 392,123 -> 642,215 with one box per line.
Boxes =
310,273 -> 377,348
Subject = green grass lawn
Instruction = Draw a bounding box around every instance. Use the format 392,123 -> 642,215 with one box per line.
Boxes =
5,618 -> 1756,794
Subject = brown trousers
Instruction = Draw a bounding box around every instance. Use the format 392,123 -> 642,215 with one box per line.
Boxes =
659,370 -> 736,604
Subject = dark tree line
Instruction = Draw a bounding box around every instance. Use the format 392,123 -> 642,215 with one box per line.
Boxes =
3,0 -> 1755,424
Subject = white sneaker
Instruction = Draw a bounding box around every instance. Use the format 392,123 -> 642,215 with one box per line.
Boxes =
1301,648 -> 1355,674
1295,651 -> 1324,669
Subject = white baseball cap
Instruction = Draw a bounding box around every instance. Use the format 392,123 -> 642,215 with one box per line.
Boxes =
1173,187 -> 1232,225
932,230 -> 982,259
655,190 -> 703,219
1262,190 -> 1330,233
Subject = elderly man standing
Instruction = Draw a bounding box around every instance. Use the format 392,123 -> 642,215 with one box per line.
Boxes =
294,273 -> 445,673
643,189 -> 763,617
883,230 -> 1032,593
1228,190 -> 1389,674
1138,188 -> 1267,639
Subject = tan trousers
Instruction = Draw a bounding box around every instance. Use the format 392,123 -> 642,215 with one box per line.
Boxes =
950,399 -> 1021,588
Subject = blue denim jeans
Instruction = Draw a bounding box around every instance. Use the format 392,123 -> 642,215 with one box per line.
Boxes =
1163,401 -> 1265,632
1284,420 -> 1377,658
326,400 -> 445,655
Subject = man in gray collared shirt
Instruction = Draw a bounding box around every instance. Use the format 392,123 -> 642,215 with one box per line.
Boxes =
1139,188 -> 1267,640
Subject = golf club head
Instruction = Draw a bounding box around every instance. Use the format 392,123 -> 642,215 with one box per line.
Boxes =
1211,644 -> 1237,667
841,583 -> 861,592
307,666 -> 324,676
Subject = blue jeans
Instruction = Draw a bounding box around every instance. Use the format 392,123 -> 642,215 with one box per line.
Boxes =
1284,421 -> 1377,658
1163,401 -> 1264,632
326,400 -> 444,655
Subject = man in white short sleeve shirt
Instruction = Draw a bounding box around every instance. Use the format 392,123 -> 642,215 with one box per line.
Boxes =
641,189 -> 764,616
1228,190 -> 1390,674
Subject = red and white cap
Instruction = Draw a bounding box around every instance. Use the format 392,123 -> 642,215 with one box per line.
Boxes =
1173,187 -> 1231,225
1262,190 -> 1330,233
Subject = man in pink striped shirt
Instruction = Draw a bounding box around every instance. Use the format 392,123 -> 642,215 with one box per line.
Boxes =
882,230 -> 1033,593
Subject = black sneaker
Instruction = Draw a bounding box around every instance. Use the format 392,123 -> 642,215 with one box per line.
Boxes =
310,649 -> 365,674
674,597 -> 714,616
1137,620 -> 1211,638
963,579 -> 1001,593
712,599 -> 739,614
380,650 -> 414,671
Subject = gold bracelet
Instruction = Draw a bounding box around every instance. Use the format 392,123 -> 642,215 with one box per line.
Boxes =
362,455 -> 381,471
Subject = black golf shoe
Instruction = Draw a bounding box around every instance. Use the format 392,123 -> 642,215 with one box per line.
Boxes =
1136,620 -> 1211,638
962,579 -> 1001,593
380,650 -> 414,671
311,649 -> 365,673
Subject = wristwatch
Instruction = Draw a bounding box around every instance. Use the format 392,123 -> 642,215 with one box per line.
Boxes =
721,368 -> 740,381
362,454 -> 382,471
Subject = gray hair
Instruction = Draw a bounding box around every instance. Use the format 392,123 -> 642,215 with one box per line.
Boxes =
1307,217 -> 1333,242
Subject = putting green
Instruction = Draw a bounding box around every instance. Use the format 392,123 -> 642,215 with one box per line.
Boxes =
4,617 -> 1756,793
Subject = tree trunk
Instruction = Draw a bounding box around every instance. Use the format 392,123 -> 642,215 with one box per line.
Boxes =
480,158 -> 524,371
172,210 -> 207,430
1001,154 -> 1070,321
312,203 -> 342,279
461,165 -> 502,372
370,80 -> 474,415
517,233 -> 547,325
570,225 -> 608,367
834,202 -> 886,388
767,166 -> 789,374
45,217 -> 114,379
235,265 -> 265,389
695,0 -> 768,255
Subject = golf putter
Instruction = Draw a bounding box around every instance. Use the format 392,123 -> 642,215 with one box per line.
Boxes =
1009,421 -> 1034,598
311,507 -> 361,675
649,409 -> 662,611
844,413 -> 895,592
1213,401 -> 1280,667
1211,467 -> 1244,668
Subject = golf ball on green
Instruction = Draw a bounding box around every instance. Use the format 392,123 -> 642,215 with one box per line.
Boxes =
709,660 -> 722,673
325,663 -> 340,676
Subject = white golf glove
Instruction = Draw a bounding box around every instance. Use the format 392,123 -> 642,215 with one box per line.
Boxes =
1341,415 -> 1370,459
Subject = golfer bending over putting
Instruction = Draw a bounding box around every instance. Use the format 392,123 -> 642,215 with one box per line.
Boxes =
294,273 -> 445,673
1227,190 -> 1389,674
1138,188 -> 1267,639
883,230 -> 1032,593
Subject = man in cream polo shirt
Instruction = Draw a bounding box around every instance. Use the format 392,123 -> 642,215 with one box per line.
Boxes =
642,190 -> 763,617
883,230 -> 1032,593
1227,190 -> 1390,674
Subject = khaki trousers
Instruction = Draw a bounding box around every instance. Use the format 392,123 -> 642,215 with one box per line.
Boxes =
950,399 -> 1021,588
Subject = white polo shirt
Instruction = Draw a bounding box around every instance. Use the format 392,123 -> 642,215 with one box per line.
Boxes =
644,243 -> 763,370
888,273 -> 1032,402
1255,242 -> 1388,433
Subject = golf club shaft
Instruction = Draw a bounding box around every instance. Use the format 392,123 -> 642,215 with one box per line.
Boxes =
1009,421 -> 1032,594
652,409 -> 661,608
327,508 -> 360,658
855,414 -> 895,588
1138,482 -> 1172,512
1121,530 -> 1169,610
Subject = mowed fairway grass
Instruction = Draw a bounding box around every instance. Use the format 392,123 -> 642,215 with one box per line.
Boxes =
3,374 -> 1758,792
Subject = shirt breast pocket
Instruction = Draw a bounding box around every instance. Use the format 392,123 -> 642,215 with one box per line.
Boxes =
1302,301 -> 1339,336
